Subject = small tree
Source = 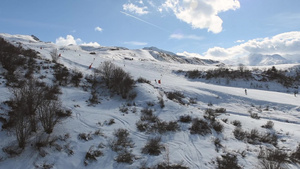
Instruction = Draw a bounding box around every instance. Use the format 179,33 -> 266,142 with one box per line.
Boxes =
96,61 -> 115,87
38,100 -> 61,134
15,111 -> 31,148
10,79 -> 46,132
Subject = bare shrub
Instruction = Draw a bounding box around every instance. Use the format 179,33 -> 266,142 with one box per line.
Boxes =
216,153 -> 242,169
88,89 -> 100,105
166,91 -> 185,105
78,132 -> 93,141
231,120 -> 242,127
258,147 -> 289,168
84,145 -> 103,166
233,127 -> 247,141
291,143 -> 300,163
56,109 -> 72,118
213,138 -> 222,152
233,127 -> 278,146
260,132 -> 278,146
53,63 -> 70,86
38,100 -> 61,134
137,77 -> 151,84
141,108 -> 153,116
119,105 -> 129,113
212,121 -> 224,133
96,61 -> 115,87
215,108 -> 226,113
250,112 -> 260,119
142,137 -> 164,156
186,69 -> 201,79
261,121 -> 274,129
70,69 -> 83,87
15,114 -> 31,148
136,120 -> 150,132
110,129 -> 134,152
10,79 -> 47,132
189,118 -> 211,136
156,162 -> 188,169
150,120 -> 180,134
179,114 -> 192,123
247,129 -> 260,144
115,149 -> 135,164
2,145 -> 23,157
96,61 -> 135,98
204,108 -> 216,122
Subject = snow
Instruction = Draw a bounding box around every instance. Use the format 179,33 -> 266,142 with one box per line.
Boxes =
0,33 -> 300,169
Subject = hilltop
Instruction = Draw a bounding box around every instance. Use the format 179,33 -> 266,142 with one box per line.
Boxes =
0,33 -> 300,169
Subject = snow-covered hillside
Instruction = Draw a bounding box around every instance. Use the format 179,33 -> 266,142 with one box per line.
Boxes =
0,33 -> 300,169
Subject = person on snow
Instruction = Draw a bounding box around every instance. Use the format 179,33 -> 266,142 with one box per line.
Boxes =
245,89 -> 247,95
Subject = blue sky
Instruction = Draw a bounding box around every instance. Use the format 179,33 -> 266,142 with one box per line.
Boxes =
1,0 -> 300,62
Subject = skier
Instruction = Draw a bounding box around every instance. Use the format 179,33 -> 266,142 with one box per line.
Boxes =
245,89 -> 247,95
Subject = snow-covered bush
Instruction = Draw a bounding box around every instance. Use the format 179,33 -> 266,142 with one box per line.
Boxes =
261,120 -> 274,129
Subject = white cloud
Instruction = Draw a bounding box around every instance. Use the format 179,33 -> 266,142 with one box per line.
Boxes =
56,35 -> 82,46
81,42 -> 101,47
95,26 -> 103,32
202,31 -> 300,62
235,40 -> 244,43
55,35 -> 101,47
124,41 -> 148,46
162,0 -> 240,33
170,33 -> 203,40
123,3 -> 149,15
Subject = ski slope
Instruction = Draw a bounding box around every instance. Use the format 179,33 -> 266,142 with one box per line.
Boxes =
0,33 -> 300,169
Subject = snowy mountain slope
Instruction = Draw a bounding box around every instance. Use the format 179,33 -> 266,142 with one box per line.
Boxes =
245,54 -> 291,66
144,47 -> 220,65
0,34 -> 300,169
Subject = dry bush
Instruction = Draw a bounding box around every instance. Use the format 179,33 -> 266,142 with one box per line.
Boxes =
189,118 -> 211,136
142,137 -> 164,156
38,100 -> 61,134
